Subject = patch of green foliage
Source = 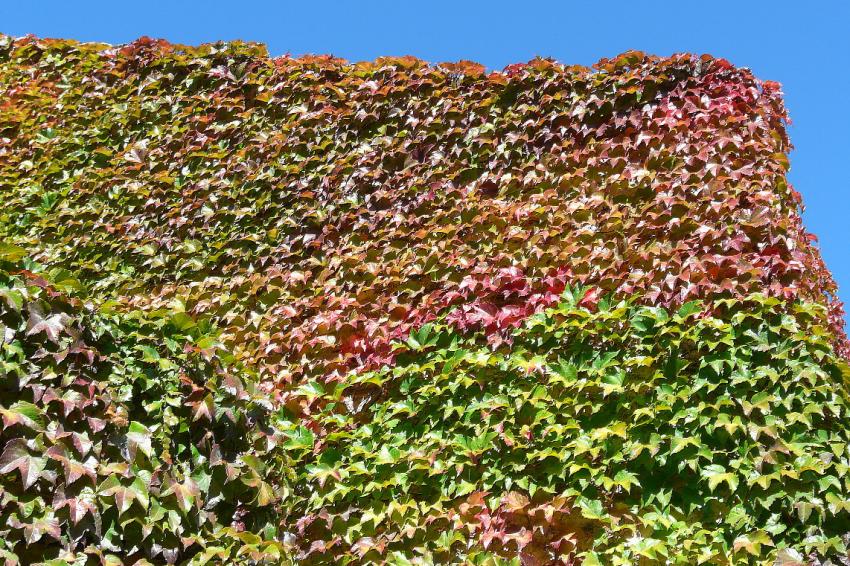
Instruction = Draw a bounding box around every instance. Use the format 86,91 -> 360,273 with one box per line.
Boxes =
2,34 -> 850,564
0,254 -> 288,564
3,253 -> 850,563
276,288 -> 850,564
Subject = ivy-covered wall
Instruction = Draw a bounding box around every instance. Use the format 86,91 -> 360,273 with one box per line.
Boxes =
1,34 -> 849,564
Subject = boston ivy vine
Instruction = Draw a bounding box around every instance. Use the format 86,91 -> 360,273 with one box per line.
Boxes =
277,289 -> 850,563
1,34 -> 848,564
0,254 -> 286,564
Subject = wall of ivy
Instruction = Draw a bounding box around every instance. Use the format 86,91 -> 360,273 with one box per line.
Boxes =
1,34 -> 849,564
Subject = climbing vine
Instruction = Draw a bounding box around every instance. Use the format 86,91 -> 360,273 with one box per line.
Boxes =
1,34 -> 848,563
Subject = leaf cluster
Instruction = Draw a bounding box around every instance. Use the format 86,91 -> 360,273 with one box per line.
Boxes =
0,258 -> 288,564
277,289 -> 850,564
1,34 -> 849,564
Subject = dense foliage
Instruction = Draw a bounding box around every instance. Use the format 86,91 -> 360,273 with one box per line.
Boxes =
281,288 -> 850,564
1,34 -> 849,563
0,253 -> 285,564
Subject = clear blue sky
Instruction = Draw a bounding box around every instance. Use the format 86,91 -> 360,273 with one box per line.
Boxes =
3,1 -> 848,324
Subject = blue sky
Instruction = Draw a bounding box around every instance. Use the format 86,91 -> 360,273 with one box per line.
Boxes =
3,1 -> 848,324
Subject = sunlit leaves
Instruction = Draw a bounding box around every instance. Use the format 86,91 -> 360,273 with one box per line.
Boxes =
283,426 -> 315,451
701,464 -> 739,493
163,476 -> 201,514
25,304 -> 71,343
125,421 -> 153,460
0,32 -> 849,564
272,292 -> 850,563
0,401 -> 44,431
0,438 -> 46,489
0,263 -> 281,563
